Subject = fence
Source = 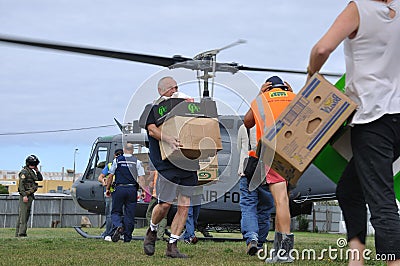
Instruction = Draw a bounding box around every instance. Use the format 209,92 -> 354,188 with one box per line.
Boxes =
0,194 -> 148,229
0,194 -> 104,229
290,204 -> 342,233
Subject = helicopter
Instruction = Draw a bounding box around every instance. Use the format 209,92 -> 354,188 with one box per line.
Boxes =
0,35 -> 343,233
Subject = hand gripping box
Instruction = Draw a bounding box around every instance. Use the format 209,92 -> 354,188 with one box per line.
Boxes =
260,73 -> 357,187
159,116 -> 222,161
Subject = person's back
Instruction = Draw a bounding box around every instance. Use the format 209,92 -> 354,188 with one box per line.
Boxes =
344,0 -> 400,125
106,144 -> 144,243
308,1 -> 400,263
250,87 -> 295,140
244,76 -> 296,263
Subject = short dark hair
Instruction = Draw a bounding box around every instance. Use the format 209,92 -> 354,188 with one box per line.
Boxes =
114,149 -> 123,156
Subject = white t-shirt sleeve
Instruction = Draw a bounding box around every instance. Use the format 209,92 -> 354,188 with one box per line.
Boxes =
137,159 -> 145,176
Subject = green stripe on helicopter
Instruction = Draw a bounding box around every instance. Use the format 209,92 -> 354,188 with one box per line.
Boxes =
313,74 -> 400,201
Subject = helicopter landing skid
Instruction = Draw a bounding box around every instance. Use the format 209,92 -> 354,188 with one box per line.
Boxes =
73,226 -> 103,239
73,226 -> 145,240
73,226 -> 245,242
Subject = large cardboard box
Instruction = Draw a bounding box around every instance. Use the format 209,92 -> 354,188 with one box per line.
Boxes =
260,73 -> 357,187
153,98 -> 218,126
159,116 -> 222,160
197,155 -> 219,184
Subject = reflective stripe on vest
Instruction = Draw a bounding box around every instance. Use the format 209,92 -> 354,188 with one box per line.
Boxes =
251,88 -> 295,141
114,155 -> 138,185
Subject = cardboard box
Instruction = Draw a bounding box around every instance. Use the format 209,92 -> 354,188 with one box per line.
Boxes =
197,155 -> 219,184
153,98 -> 218,126
159,116 -> 222,160
260,73 -> 357,187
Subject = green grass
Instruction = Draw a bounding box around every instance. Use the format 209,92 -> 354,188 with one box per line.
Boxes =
0,228 -> 386,265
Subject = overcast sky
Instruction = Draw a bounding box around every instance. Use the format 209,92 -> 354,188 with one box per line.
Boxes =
0,0 -> 348,173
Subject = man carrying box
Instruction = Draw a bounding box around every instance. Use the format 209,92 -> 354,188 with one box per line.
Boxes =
142,76 -> 198,258
244,76 -> 296,263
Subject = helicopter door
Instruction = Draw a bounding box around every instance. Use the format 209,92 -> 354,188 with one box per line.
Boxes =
76,143 -> 110,214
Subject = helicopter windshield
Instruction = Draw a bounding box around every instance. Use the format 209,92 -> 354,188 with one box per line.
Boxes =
84,144 -> 110,181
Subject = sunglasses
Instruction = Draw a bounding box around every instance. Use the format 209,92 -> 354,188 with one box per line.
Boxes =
166,85 -> 178,91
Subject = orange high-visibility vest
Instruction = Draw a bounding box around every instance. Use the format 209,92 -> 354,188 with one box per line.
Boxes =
250,88 -> 296,142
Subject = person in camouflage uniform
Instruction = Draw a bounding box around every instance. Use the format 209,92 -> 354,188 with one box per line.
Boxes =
15,155 -> 43,237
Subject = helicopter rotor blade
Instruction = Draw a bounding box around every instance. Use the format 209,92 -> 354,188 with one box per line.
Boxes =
0,35 -> 343,77
0,35 -> 191,67
237,65 -> 343,78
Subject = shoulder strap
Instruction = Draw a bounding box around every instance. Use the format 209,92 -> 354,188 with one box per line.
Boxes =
246,127 -> 251,151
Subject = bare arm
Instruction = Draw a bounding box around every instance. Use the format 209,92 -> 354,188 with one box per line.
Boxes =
307,2 -> 359,79
244,81 -> 273,129
244,108 -> 255,129
106,173 -> 114,190
147,123 -> 180,150
97,173 -> 106,185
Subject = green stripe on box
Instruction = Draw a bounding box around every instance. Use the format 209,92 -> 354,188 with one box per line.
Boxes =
313,74 -> 400,201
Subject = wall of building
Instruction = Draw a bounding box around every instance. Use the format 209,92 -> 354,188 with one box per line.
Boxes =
0,169 -> 81,194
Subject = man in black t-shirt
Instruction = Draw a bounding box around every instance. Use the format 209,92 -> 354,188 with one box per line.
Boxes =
142,76 -> 198,259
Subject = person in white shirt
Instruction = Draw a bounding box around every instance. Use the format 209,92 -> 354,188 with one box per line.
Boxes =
307,1 -> 400,264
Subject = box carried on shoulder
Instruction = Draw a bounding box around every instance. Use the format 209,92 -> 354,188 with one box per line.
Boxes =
261,73 -> 357,187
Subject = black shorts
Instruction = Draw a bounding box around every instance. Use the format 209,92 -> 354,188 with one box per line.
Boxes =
156,168 -> 198,203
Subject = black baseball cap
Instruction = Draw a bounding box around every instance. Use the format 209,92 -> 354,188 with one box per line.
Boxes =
265,76 -> 288,90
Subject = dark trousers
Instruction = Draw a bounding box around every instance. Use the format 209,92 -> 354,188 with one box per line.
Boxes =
336,114 -> 400,259
111,185 -> 137,242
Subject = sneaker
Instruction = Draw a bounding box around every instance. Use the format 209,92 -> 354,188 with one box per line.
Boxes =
104,236 -> 112,242
143,228 -> 157,256
191,236 -> 198,244
166,242 -> 188,258
184,236 -> 198,245
247,240 -> 258,256
111,226 -> 123,242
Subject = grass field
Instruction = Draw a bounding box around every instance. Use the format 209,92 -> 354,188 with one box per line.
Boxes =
0,227 -> 386,266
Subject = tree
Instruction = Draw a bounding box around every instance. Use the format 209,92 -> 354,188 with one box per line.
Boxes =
0,184 -> 8,194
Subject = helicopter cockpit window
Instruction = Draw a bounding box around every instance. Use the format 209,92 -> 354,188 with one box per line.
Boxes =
85,146 -> 109,180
